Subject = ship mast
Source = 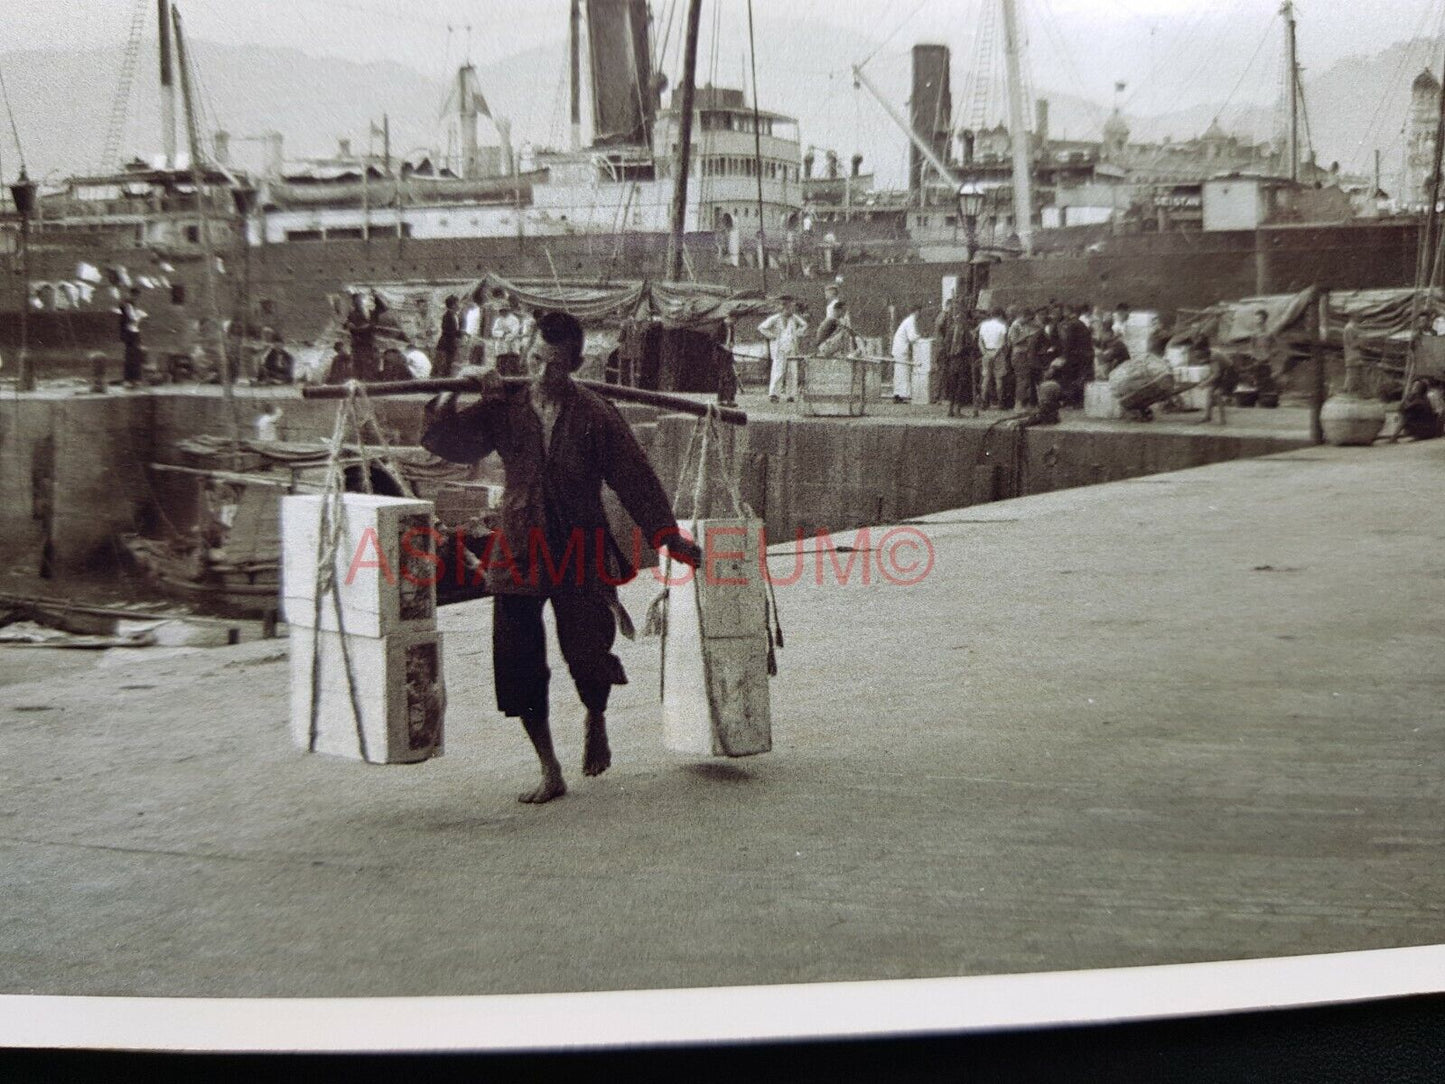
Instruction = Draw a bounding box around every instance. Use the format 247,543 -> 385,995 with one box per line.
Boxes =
665,0 -> 704,282
1282,0 -> 1299,183
570,0 -> 583,152
999,0 -> 1035,256
158,0 -> 178,169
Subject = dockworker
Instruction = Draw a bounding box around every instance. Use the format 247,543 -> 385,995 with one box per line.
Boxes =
1016,360 -> 1064,428
1059,302 -> 1094,407
324,340 -> 355,385
378,344 -> 411,382
1194,335 -> 1237,425
815,299 -> 857,357
462,290 -> 486,365
945,304 -> 981,417
491,303 -> 526,377
714,315 -> 740,406
119,287 -> 147,388
435,295 -> 462,378
823,280 -> 849,323
758,295 -> 808,402
1392,379 -> 1444,442
345,292 -> 376,379
421,311 -> 704,804
1094,319 -> 1129,379
977,307 -> 1009,410
370,293 -> 407,364
1007,309 -> 1042,410
256,328 -> 295,385
890,301 -> 925,403
932,297 -> 956,405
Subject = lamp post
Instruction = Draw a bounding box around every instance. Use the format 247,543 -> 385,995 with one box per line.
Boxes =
958,183 -> 986,416
10,171 -> 38,392
958,183 -> 986,304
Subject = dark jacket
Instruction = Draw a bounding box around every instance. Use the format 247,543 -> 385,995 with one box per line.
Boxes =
421,380 -> 680,596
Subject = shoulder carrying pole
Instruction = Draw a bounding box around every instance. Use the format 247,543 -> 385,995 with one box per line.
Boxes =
300,378 -> 748,426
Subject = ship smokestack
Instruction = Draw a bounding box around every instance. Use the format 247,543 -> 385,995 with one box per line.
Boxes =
910,43 -> 952,200
213,129 -> 230,166
158,0 -> 177,168
825,149 -> 839,180
585,0 -> 657,146
851,153 -> 863,178
803,148 -> 815,179
1035,98 -> 1049,148
961,129 -> 976,166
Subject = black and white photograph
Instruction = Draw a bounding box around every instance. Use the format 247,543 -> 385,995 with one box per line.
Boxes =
1,0 -> 1443,1062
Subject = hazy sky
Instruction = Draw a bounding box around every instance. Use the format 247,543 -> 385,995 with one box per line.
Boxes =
6,0 -> 1441,114
3,0 -> 1442,178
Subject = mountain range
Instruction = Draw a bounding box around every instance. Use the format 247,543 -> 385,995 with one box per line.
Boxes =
0,22 -> 1438,192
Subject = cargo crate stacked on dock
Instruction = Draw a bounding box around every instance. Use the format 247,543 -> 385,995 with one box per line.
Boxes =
281,494 -> 445,764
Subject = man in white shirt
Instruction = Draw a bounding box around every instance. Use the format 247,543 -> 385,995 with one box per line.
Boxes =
492,305 -> 527,376
462,295 -> 485,364
891,302 -> 924,403
977,308 -> 1009,410
758,297 -> 808,402
823,282 -> 850,326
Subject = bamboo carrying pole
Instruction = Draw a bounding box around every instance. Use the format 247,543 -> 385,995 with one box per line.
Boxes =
301,378 -> 749,426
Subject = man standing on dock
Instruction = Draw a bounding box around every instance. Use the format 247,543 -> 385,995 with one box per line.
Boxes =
421,311 -> 702,804
435,295 -> 462,378
119,288 -> 147,388
977,308 -> 1009,410
890,301 -> 925,404
759,296 -> 808,403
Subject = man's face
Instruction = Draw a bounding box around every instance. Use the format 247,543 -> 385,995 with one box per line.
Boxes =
527,338 -> 572,385
783,301 -> 796,317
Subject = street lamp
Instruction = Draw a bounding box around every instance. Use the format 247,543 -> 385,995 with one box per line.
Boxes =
957,183 -> 987,417
958,183 -> 986,260
9,170 -> 39,392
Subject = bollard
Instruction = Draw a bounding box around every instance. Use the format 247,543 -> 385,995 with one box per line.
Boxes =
89,352 -> 108,394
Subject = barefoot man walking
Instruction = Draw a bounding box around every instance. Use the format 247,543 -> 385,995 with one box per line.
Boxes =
422,311 -> 703,803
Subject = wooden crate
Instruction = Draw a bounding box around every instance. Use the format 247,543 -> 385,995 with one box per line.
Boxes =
662,518 -> 772,758
289,627 -> 445,763
281,493 -> 437,638
796,354 -> 882,417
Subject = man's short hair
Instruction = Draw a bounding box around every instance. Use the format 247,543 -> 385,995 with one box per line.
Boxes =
537,310 -> 586,371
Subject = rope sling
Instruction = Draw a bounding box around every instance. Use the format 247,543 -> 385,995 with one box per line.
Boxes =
644,406 -> 783,695
304,382 -> 415,763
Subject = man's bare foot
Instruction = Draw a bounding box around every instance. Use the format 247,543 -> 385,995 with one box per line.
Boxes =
519,765 -> 566,804
583,711 -> 612,777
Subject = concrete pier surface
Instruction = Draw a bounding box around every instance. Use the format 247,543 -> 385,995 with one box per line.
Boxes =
1,439 -> 1442,998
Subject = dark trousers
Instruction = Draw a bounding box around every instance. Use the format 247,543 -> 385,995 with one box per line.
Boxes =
492,592 -> 625,719
122,336 -> 145,384
434,342 -> 459,379
1013,365 -> 1038,410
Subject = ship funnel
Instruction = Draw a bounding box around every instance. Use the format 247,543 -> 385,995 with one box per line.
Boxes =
910,43 -> 953,197
585,0 -> 657,146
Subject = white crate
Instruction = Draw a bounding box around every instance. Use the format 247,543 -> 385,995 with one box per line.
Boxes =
289,627 -> 445,763
281,493 -> 437,638
1084,380 -> 1124,419
662,518 -> 772,758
